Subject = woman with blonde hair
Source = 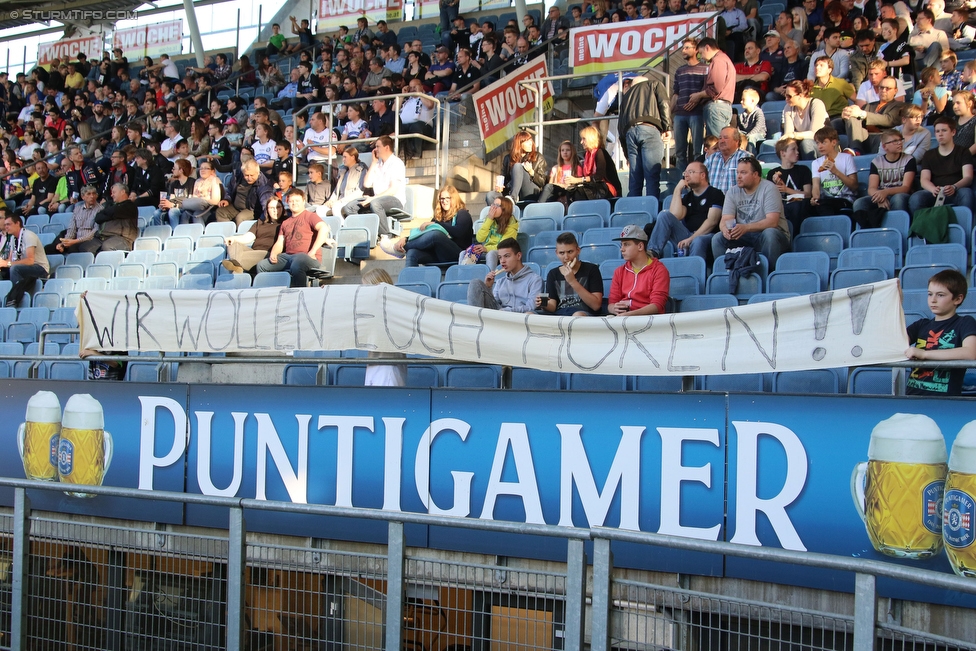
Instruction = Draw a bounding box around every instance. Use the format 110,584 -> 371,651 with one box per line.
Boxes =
486,130 -> 548,204
362,268 -> 406,387
953,91 -> 976,154
572,126 -> 621,201
381,185 -> 473,267
461,195 -> 518,268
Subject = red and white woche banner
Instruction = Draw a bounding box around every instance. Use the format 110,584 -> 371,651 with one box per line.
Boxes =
570,13 -> 717,74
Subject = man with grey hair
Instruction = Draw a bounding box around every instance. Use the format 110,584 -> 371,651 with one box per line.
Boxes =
78,183 -> 138,253
55,185 -> 101,254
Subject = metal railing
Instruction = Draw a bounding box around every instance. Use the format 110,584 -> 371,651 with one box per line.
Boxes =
0,478 -> 974,651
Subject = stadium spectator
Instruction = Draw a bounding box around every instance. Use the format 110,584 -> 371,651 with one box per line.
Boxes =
810,56 -> 856,121
705,127 -> 753,194
382,185 -> 473,266
673,39 -> 708,170
0,213 -> 48,299
399,79 -> 436,160
648,161 -> 723,260
130,149 -> 166,208
855,59 -> 907,109
321,147 -> 367,217
810,126 -> 858,216
20,161 -> 57,216
174,160 -> 223,226
156,159 -> 197,227
909,9 -> 948,69
852,129 -> 916,229
608,225 -> 670,317
537,232 -> 604,316
737,88 -> 766,152
841,75 -> 905,154
619,74 -> 669,199
781,80 -> 828,159
487,131 -> 547,204
222,196 -> 283,276
909,116 -> 975,216
343,135 -> 406,242
55,185 -> 101,254
79,182 -> 138,253
691,38 -> 735,139
217,159 -> 273,225
256,190 -> 331,287
767,137 -> 813,236
467,237 -> 543,313
952,91 -> 976,155
735,41 -> 774,101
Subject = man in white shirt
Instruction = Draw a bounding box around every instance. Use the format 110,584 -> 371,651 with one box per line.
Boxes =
1,213 -> 49,305
855,59 -> 907,108
299,111 -> 335,163
342,135 -> 406,242
399,79 -> 436,160
160,121 -> 184,161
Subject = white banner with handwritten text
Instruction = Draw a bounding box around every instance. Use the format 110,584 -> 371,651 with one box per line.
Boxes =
77,280 -> 908,375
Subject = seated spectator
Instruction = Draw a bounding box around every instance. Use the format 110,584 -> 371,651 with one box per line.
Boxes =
55,185 -> 101,254
216,159 -> 273,225
574,126 -> 621,201
461,195 -> 518,268
486,131 -> 548,205
853,129 -> 916,229
648,161 -> 723,260
705,127 -> 752,194
265,23 -> 286,56
810,126 -> 858,216
736,88 -> 766,152
909,116 -> 975,216
156,159 -> 196,227
735,41 -> 774,102
953,91 -> 976,156
20,160 -> 57,216
304,163 -> 330,210
130,148 -> 166,208
441,47 -> 482,105
256,190 -> 331,287
809,56 -> 856,121
807,28 -> 851,81
381,185 -> 473,266
911,66 -> 947,124
841,75 -> 905,154
908,9 -> 948,70
608,225 -> 670,317
341,136 -> 405,242
888,104 -> 930,162
322,147 -> 367,217
466,237 -> 543,313
424,46 -> 456,96
78,182 -> 139,253
948,8 -> 976,51
711,157 -> 790,270
172,160 -> 223,225
0,213 -> 49,302
538,140 -> 583,204
781,80 -> 829,160
538,232 -> 604,316
368,97 -> 395,137
905,269 -> 976,396
222,196 -> 283,275
766,138 -> 813,236
768,38 -> 808,102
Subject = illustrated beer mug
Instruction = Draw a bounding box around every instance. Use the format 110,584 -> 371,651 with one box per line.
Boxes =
57,394 -> 113,498
16,391 -> 62,481
851,413 -> 947,559
944,421 -> 976,577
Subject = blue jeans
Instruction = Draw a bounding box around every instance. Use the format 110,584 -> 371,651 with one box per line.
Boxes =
648,210 -> 712,259
255,252 -> 319,287
909,188 -> 975,218
703,100 -> 733,138
626,123 -> 664,198
404,229 -> 461,267
711,227 -> 791,270
439,2 -> 459,45
673,114 -> 703,171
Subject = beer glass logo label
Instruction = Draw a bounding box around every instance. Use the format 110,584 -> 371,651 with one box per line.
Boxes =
923,481 -> 945,534
57,438 -> 75,477
48,436 -> 59,468
943,489 -> 976,549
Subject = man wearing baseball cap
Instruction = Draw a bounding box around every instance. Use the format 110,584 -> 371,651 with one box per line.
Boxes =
607,225 -> 670,317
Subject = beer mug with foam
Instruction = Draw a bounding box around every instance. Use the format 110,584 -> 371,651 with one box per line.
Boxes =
57,394 -> 113,497
944,421 -> 976,577
851,413 -> 947,559
16,391 -> 62,481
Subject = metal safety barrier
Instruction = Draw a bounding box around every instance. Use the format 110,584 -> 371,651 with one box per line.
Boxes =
0,478 -> 974,651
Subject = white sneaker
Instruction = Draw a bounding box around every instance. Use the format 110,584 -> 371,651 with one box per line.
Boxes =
379,236 -> 404,258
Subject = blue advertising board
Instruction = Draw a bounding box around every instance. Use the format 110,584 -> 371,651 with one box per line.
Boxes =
3,380 -> 976,606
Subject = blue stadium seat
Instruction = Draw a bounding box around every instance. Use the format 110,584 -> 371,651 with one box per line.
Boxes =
344,214 -> 380,247
6,323 -> 36,345
405,365 -> 440,388
634,375 -> 683,392
85,264 -> 114,280
567,199 -> 611,221
445,264 -> 489,282
528,230 -> 563,249
830,267 -> 887,290
581,228 -> 620,245
899,264 -> 955,290
563,214 -> 605,233
680,294 -> 738,312
94,250 -> 126,270
173,223 -> 205,242
772,369 -> 842,394
905,243 -> 967,272
396,283 -> 434,297
178,273 -> 214,290
31,292 -> 62,309
661,256 -> 706,299
702,374 -> 765,392
444,365 -> 501,388
848,367 -> 894,395
801,214 -> 852,246
117,263 -> 147,280
48,361 -> 87,380
522,202 -> 564,223
611,196 -> 657,228
792,233 -> 844,271
283,363 -> 320,385
65,252 -> 95,269
766,270 -> 820,295
436,280 -> 469,303
144,276 -> 177,290
746,293 -> 800,304
215,274 -> 252,289
837,246 -> 895,278
397,266 -> 442,295
567,373 -> 628,391
126,362 -> 165,382
143,225 -> 172,241
511,368 -> 563,390
253,272 -> 292,288
527,246 -> 558,266
55,265 -> 84,282
518,216 -> 558,236
580,243 -> 621,266
848,229 -> 903,269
